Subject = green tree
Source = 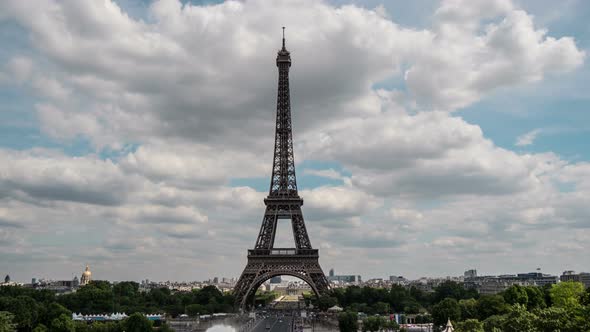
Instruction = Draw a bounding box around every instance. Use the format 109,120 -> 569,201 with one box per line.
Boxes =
455,319 -> 484,332
503,285 -> 528,306
40,302 -> 71,327
88,321 -> 122,332
501,304 -> 536,332
524,286 -> 546,310
123,313 -> 152,332
0,311 -> 16,332
433,281 -> 475,303
575,305 -> 590,331
338,312 -> 358,332
388,285 -> 411,312
415,314 -> 432,323
318,295 -> 338,311
459,299 -> 478,320
431,298 -> 461,327
362,316 -> 386,332
88,281 -> 111,291
373,302 -> 390,315
7,295 -> 39,330
476,295 -> 508,320
384,320 -> 399,331
402,299 -> 421,314
541,284 -> 553,307
533,306 -> 576,332
550,281 -> 585,310
185,303 -> 207,316
409,286 -> 431,308
482,315 -> 505,332
581,287 -> 590,306
32,324 -> 48,332
50,313 -> 75,332
73,321 -> 90,332
113,282 -> 139,298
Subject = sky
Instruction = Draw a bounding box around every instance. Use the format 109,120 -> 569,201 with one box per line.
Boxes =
0,0 -> 589,283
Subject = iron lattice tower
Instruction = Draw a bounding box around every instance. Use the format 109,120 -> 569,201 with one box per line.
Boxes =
233,29 -> 330,309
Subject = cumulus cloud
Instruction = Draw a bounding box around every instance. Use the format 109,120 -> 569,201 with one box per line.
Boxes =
0,0 -> 587,280
0,149 -> 137,206
304,111 -> 547,198
515,128 -> 542,146
5,56 -> 34,84
301,186 -> 382,220
405,0 -> 585,110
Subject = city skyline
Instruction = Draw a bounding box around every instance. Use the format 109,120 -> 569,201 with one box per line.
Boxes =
1,0 -> 590,282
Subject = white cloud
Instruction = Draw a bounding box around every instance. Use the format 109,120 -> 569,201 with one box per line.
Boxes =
515,128 -> 542,146
31,76 -> 70,101
302,168 -> 345,181
405,0 -> 585,111
0,0 -> 587,280
6,56 -> 33,84
301,186 -> 382,220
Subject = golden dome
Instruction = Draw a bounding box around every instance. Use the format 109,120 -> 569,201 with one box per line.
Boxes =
82,265 -> 91,277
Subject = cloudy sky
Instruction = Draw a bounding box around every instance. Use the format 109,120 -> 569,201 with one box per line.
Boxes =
1,0 -> 589,283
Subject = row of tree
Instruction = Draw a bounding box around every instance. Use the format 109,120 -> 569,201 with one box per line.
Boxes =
0,281 -> 235,331
0,310 -> 175,332
331,281 -> 590,332
315,280 -> 479,314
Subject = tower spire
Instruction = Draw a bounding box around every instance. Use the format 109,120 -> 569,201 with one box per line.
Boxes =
271,26 -> 294,196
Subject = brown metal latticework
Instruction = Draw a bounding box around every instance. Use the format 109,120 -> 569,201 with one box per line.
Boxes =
233,29 -> 329,309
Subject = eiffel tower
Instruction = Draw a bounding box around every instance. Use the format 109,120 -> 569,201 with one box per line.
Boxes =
233,29 -> 330,309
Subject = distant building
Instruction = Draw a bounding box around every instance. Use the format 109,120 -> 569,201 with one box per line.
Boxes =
464,269 -> 477,278
73,276 -> 79,288
561,271 -> 590,288
270,276 -> 282,284
516,272 -> 558,287
326,269 -> 360,284
34,277 -> 79,294
464,272 -> 558,295
389,276 -> 407,285
0,275 -> 19,287
81,265 -> 92,286
328,275 -> 361,284
213,277 -> 219,284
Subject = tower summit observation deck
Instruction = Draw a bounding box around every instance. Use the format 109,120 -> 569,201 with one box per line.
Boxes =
233,28 -> 329,309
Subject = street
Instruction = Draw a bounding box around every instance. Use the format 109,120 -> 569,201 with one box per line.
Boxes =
250,315 -> 294,332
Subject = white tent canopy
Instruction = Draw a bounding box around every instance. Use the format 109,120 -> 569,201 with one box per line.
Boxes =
327,305 -> 343,312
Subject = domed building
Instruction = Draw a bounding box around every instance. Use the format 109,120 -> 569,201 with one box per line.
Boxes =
80,265 -> 92,286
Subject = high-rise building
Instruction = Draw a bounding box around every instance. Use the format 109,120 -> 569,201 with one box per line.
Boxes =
329,269 -> 335,277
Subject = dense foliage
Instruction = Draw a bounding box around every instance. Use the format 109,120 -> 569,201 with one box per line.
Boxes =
0,281 -> 234,332
329,281 -> 590,332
